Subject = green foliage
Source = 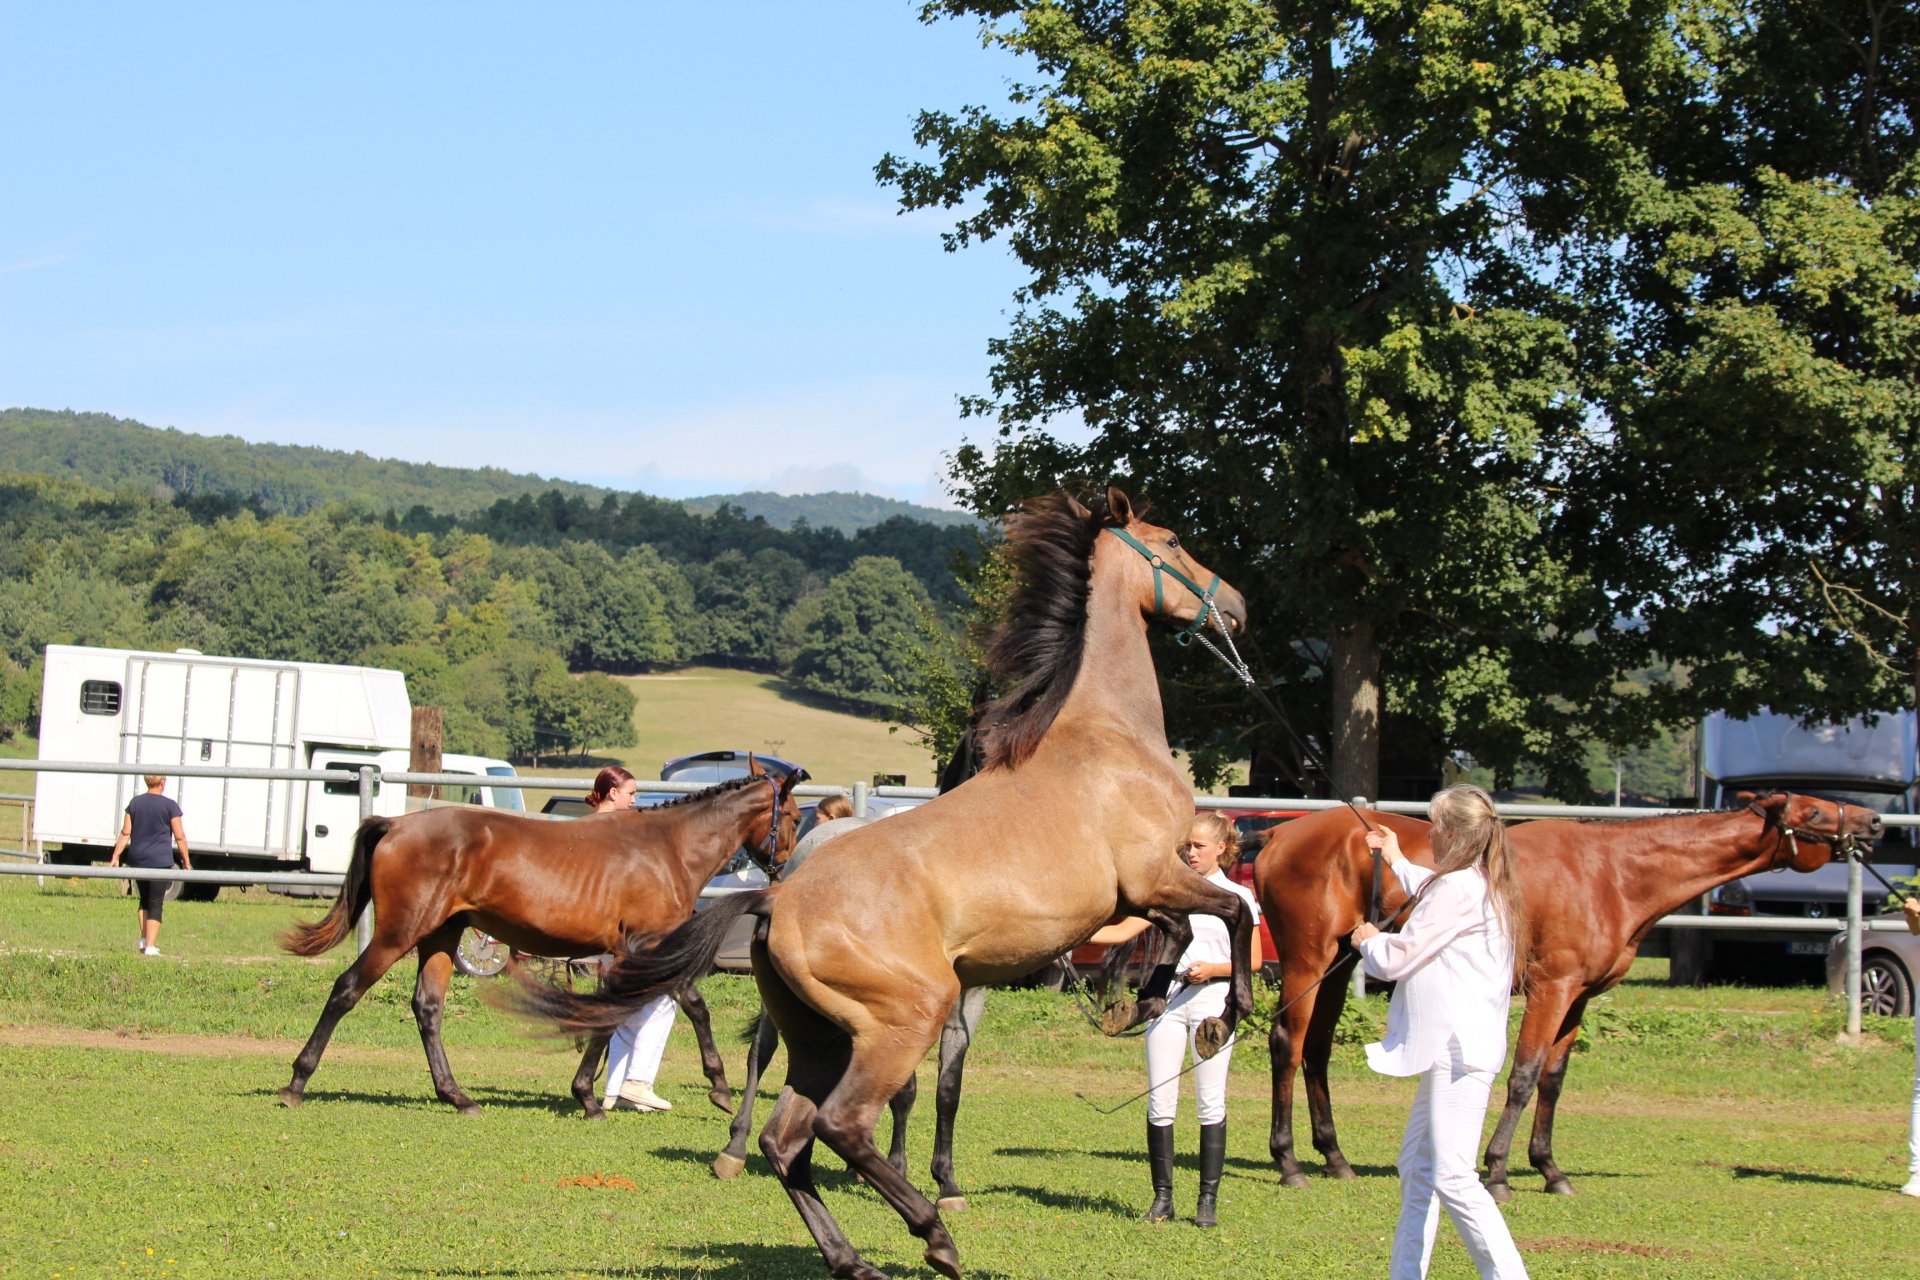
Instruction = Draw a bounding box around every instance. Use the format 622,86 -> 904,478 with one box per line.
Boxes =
789,556 -> 937,711
0,652 -> 38,742
885,0 -> 1920,799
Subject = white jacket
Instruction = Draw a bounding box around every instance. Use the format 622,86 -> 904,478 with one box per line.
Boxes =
1356,860 -> 1516,1077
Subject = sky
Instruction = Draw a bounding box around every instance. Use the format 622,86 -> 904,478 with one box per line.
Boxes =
0,3 -> 1044,507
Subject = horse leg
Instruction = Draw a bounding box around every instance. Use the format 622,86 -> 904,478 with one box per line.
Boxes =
572,1032 -> 610,1120
674,981 -> 735,1114
885,1072 -> 915,1178
409,921 -> 482,1115
1102,912 -> 1193,1034
760,1085 -> 884,1280
280,933 -> 414,1107
1482,984 -> 1576,1203
811,1019 -> 961,1280
930,985 -> 986,1211
1302,956 -> 1356,1179
1526,995 -> 1589,1196
716,1007 -> 778,1179
1267,955 -> 1327,1187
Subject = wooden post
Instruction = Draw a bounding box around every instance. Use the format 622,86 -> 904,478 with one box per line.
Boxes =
410,707 -> 444,800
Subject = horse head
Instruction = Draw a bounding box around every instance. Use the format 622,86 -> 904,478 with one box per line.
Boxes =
1743,790 -> 1884,871
1094,485 -> 1248,639
742,755 -> 807,875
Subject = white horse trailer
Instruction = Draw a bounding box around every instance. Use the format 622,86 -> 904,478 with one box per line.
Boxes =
34,644 -> 414,877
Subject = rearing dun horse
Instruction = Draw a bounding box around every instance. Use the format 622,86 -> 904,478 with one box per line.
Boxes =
515,486 -> 1255,1280
1255,793 -> 1880,1198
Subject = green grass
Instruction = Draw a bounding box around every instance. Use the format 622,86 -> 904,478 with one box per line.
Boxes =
2,874 -> 1916,1279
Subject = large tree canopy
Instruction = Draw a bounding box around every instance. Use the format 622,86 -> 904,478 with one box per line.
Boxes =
883,0 -> 1917,799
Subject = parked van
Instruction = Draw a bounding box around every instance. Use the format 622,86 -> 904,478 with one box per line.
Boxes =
31,645 -> 509,886
1693,708 -> 1918,975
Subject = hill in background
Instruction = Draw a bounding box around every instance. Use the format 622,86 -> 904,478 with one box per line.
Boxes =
0,407 -> 970,533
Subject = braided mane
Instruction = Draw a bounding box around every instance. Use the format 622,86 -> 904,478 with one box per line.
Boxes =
976,493 -> 1110,771
649,772 -> 771,810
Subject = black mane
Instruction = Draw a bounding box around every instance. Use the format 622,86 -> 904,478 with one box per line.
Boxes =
976,493 -> 1109,771
650,772 -> 772,810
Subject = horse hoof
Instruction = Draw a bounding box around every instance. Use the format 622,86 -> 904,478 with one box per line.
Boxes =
936,1195 -> 969,1213
1099,999 -> 1139,1036
1194,1017 -> 1229,1060
709,1087 -> 736,1115
1486,1181 -> 1513,1204
1279,1172 -> 1309,1190
1544,1178 -> 1575,1197
712,1153 -> 747,1180
277,1088 -> 303,1109
924,1235 -> 963,1280
1322,1161 -> 1356,1181
457,1104 -> 482,1118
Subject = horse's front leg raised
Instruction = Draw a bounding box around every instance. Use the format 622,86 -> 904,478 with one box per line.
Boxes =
1483,984 -> 1576,1202
1101,912 -> 1191,1035
674,981 -> 734,1113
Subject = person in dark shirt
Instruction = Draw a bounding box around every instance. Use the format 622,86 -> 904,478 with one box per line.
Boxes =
107,774 -> 191,957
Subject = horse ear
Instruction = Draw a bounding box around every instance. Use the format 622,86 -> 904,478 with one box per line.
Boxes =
1105,485 -> 1134,526
778,768 -> 801,799
746,754 -> 765,777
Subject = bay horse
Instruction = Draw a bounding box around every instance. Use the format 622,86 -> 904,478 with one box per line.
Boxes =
1254,793 -> 1881,1197
278,759 -> 801,1116
514,486 -> 1256,1280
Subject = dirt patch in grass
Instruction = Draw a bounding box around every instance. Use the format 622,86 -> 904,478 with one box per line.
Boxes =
0,1024 -> 366,1060
1523,1235 -> 1683,1258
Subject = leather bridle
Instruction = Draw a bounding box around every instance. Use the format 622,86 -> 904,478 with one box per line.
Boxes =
1748,793 -> 1872,869
745,774 -> 788,875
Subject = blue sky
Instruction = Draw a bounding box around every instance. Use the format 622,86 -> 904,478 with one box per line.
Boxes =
0,3 -> 1039,506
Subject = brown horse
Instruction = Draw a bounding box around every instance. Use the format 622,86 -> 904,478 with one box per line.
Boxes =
278,760 -> 802,1116
1254,793 -> 1881,1197
515,487 -> 1256,1280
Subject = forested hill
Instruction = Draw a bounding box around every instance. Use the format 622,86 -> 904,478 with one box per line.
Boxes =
684,490 -> 974,531
0,408 -> 608,516
0,409 -> 972,532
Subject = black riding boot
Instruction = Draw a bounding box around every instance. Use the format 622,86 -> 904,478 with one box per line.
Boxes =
1195,1121 -> 1225,1228
1144,1122 -> 1175,1223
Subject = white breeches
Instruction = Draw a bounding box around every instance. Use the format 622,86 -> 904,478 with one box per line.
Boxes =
1144,981 -> 1235,1127
1909,1013 -> 1920,1175
1391,1059 -> 1528,1280
603,993 -> 678,1102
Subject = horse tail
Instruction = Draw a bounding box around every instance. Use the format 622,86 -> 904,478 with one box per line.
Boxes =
507,890 -> 774,1035
280,816 -> 389,957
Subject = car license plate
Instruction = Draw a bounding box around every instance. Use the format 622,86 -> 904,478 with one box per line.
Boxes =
1787,938 -> 1832,956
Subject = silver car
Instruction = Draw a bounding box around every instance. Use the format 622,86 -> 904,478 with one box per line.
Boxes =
1825,915 -> 1920,1017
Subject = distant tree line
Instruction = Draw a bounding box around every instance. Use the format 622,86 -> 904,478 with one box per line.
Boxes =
0,472 -> 962,760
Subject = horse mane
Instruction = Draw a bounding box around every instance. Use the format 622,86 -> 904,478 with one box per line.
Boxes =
976,492 -> 1109,771
649,772 -> 768,811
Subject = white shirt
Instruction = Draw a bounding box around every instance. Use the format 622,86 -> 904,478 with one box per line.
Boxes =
1173,870 -> 1261,980
1356,860 -> 1515,1076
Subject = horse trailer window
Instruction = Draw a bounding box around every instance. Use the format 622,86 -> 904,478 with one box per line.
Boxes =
80,680 -> 122,715
323,776 -> 379,798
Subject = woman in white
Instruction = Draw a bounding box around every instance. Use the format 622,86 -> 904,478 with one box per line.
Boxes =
1089,811 -> 1260,1227
588,766 -> 677,1114
1351,783 -> 1529,1280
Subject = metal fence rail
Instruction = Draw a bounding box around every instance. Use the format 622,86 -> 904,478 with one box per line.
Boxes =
7,757 -> 1913,1035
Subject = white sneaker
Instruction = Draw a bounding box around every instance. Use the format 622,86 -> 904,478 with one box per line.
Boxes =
142,946 -> 161,957
615,1080 -> 671,1112
1900,1174 -> 1920,1197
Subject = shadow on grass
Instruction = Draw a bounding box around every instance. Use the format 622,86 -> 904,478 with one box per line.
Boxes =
1726,1163 -> 1890,1190
254,1085 -> 584,1116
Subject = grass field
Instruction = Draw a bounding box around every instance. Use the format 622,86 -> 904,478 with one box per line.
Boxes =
2,873 -> 1916,1279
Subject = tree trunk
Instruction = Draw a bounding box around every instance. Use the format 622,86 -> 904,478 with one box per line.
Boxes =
1329,620 -> 1381,802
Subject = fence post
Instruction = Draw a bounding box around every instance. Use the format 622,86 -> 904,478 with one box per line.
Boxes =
851,780 -> 869,819
1350,796 -> 1370,1002
1844,855 -> 1864,1042
355,765 -> 376,954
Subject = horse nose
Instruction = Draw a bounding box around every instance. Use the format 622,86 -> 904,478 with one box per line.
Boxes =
1865,812 -> 1885,839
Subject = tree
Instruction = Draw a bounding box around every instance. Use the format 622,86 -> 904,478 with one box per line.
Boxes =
882,0 -> 1680,799
789,557 -> 938,711
1578,0 -> 1920,731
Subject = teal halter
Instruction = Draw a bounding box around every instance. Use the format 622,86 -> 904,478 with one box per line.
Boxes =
1104,527 -> 1221,646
